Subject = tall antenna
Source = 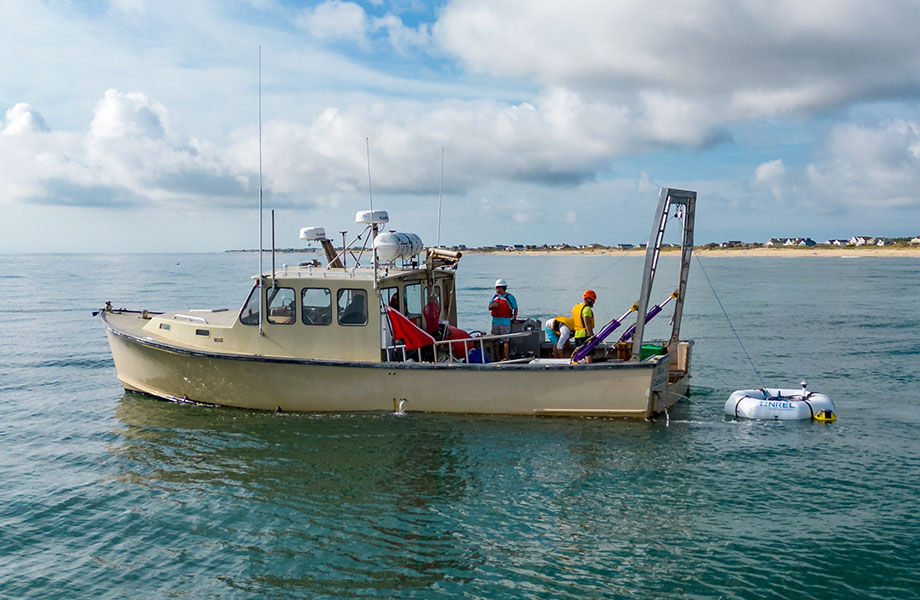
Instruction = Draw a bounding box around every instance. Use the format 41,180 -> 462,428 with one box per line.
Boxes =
258,45 -> 264,335
365,137 -> 374,218
365,137 -> 379,290
437,147 -> 444,247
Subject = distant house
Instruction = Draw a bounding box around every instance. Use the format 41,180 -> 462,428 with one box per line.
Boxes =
513,244 -> 525,250
826,239 -> 847,246
766,237 -> 814,247
875,238 -> 890,246
720,240 -> 743,248
617,243 -> 634,249
848,236 -> 875,246
912,237 -> 920,245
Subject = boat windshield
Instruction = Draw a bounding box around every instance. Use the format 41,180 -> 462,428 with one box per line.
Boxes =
239,284 -> 260,326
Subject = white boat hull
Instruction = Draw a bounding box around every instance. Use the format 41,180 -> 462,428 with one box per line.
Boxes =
725,388 -> 836,420
104,315 -> 683,418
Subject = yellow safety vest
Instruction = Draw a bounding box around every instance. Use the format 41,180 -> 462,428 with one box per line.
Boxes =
553,316 -> 575,332
572,303 -> 593,338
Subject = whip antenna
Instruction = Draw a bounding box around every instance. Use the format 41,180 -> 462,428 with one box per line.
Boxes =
365,137 -> 374,219
365,137 -> 379,290
437,147 -> 444,247
258,45 -> 264,335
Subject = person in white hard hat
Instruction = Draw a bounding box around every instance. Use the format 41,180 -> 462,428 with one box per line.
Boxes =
489,278 -> 518,360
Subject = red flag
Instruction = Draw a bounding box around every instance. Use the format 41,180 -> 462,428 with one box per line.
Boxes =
386,307 -> 435,351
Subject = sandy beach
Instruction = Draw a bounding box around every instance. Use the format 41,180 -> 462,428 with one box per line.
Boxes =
467,246 -> 920,258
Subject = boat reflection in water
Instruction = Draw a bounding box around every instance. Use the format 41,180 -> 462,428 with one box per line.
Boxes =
110,391 -> 694,595
100,188 -> 696,418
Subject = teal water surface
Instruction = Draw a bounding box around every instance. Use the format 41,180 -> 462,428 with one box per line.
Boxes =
1,252 -> 918,599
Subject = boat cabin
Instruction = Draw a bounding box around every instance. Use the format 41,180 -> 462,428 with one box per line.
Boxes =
141,260 -> 459,364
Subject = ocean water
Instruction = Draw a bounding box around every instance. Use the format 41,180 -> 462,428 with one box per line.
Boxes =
1,252 -> 918,599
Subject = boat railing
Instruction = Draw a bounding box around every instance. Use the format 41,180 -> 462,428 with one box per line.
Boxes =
385,331 -> 534,364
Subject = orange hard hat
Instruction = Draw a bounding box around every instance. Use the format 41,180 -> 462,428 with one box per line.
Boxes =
584,289 -> 597,301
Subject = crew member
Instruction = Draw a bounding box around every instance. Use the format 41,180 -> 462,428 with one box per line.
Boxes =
489,278 -> 518,360
544,315 -> 575,358
572,289 -> 597,363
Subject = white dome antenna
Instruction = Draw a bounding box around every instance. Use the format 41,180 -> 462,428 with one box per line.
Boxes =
299,226 -> 326,241
355,210 -> 389,226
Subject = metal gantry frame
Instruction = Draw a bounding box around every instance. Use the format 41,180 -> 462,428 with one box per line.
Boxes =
630,187 -> 696,361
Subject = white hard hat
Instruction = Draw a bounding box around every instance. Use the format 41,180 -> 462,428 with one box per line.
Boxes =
495,278 -> 508,287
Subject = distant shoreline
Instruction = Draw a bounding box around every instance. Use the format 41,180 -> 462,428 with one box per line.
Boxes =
463,246 -> 920,258
223,246 -> 920,258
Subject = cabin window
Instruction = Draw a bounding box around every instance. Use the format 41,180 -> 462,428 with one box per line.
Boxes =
381,286 -> 400,311
302,287 -> 332,325
266,286 -> 296,324
239,284 -> 261,326
337,288 -> 368,326
426,285 -> 442,309
440,281 -> 452,316
404,283 -> 422,316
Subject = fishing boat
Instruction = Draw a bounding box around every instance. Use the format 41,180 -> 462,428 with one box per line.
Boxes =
725,383 -> 837,421
98,187 -> 696,418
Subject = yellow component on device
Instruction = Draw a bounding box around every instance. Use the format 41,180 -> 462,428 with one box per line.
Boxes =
813,410 -> 837,423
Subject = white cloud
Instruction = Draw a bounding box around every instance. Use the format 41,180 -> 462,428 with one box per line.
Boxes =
753,120 -> 920,210
753,159 -> 788,202
0,90 -> 252,208
229,89 -> 636,201
373,14 -> 430,54
89,89 -> 169,140
295,1 -> 368,43
435,0 -> 920,142
3,103 -> 49,135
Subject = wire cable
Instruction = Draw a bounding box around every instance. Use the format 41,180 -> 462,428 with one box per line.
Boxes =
695,255 -> 765,387
578,233 -> 651,291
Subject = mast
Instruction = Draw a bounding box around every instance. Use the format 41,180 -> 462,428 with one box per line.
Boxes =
437,147 -> 444,247
365,137 -> 384,356
365,138 -> 379,290
258,46 -> 264,335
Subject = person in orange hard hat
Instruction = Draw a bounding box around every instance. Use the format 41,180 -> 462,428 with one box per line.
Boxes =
572,290 -> 597,363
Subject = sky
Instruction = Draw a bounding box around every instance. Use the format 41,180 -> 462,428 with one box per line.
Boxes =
2,0 -> 920,252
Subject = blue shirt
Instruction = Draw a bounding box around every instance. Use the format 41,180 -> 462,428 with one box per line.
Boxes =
490,292 -> 517,326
